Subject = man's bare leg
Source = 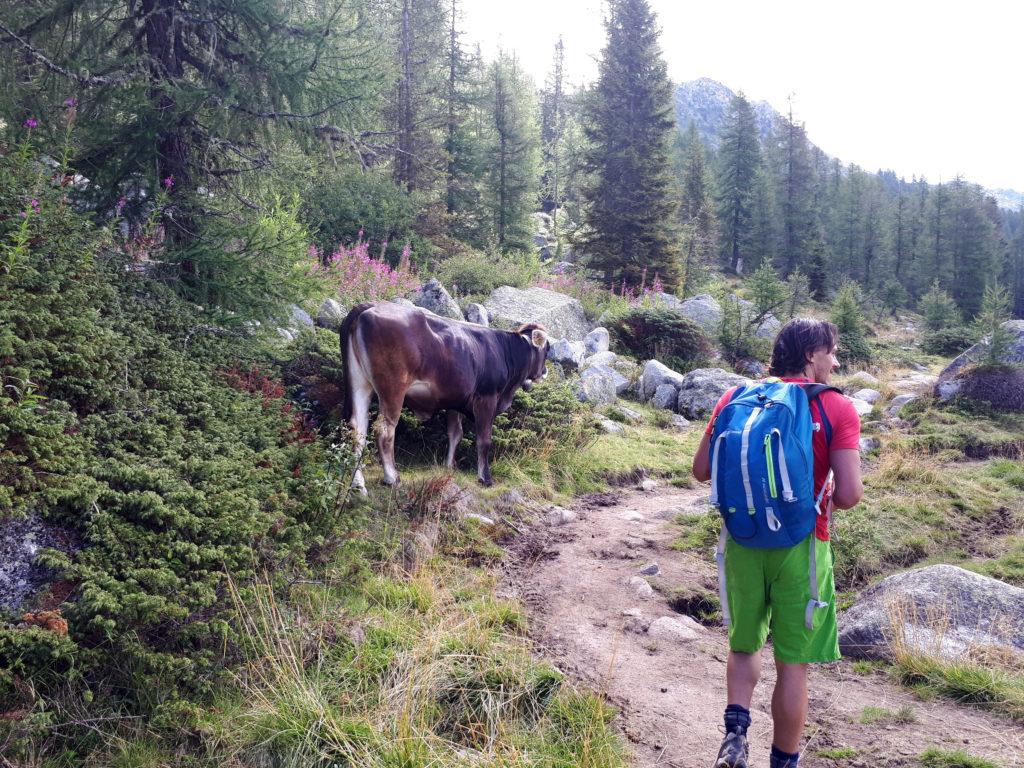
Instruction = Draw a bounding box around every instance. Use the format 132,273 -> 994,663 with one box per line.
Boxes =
726,649 -> 762,706
771,659 -> 808,754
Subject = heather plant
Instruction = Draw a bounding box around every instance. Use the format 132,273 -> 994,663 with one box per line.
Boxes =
609,306 -> 712,369
314,232 -> 420,306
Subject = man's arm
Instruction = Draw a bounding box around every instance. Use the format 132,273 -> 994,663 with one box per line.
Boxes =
829,448 -> 863,509
692,431 -> 712,482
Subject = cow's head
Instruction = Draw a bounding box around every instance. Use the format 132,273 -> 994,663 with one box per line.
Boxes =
518,324 -> 549,391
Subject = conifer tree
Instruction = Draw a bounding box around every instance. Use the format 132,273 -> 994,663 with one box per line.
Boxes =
486,52 -> 540,251
540,37 -> 566,241
679,122 -> 717,294
831,281 -> 871,363
581,0 -> 680,289
918,280 -> 961,331
715,92 -> 761,274
974,283 -> 1012,366
772,102 -> 817,277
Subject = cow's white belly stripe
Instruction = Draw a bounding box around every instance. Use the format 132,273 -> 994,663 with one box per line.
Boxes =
407,380 -> 433,398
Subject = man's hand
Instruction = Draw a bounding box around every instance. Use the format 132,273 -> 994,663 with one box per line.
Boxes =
829,448 -> 863,509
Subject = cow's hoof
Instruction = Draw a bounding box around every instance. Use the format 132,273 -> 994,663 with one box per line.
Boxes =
477,477 -> 494,488
381,476 -> 400,487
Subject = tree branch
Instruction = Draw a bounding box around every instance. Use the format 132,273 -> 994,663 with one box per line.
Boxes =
0,20 -> 138,87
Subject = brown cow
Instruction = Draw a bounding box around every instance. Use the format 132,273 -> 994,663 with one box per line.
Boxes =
340,301 -> 549,490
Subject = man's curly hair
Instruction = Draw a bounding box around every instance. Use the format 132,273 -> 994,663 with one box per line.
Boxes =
768,318 -> 839,377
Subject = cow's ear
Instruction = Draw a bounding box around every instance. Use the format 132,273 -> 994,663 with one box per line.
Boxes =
530,329 -> 548,348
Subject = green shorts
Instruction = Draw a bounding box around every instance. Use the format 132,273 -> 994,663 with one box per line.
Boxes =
723,533 -> 840,664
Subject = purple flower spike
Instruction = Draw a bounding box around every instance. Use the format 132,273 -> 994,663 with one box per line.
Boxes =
163,175 -> 175,189
24,118 -> 38,129
63,97 -> 78,108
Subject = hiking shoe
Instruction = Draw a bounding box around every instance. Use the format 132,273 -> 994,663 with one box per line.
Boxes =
714,727 -> 749,768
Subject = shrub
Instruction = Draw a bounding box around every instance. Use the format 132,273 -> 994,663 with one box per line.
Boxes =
921,326 -> 976,356
436,248 -> 542,298
831,281 -> 872,365
918,281 -> 962,331
973,283 -> 1013,367
718,298 -> 771,364
535,271 -> 629,320
609,306 -> 712,366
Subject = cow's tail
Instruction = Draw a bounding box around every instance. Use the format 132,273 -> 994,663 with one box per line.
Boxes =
339,302 -> 375,423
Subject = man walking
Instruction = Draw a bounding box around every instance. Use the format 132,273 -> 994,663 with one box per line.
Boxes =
692,318 -> 863,768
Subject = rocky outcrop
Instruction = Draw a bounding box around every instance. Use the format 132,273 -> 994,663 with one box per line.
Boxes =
938,320 -> 1024,381
638,360 -> 685,402
484,286 -> 591,341
464,302 -> 489,326
316,298 -> 347,330
839,565 -> 1024,660
411,278 -> 463,320
0,512 -> 79,612
577,365 -> 628,405
585,327 -> 610,355
676,368 -> 751,419
676,294 -> 722,335
547,338 -> 586,370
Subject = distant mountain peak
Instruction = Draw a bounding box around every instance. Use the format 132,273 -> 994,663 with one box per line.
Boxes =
673,78 -> 778,150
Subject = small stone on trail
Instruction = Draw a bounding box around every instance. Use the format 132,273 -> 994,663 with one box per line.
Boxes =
622,510 -> 644,522
647,615 -> 701,644
546,506 -> 577,526
639,563 -> 660,576
669,414 -> 691,431
597,418 -> 624,434
463,512 -> 495,526
628,576 -> 654,599
639,478 -> 657,492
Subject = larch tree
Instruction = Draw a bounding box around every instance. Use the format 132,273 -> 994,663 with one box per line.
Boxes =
678,122 -> 717,294
581,0 -> 680,290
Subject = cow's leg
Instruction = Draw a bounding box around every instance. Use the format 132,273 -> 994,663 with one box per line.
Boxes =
472,401 -> 497,487
346,342 -> 374,495
445,411 -> 463,469
376,394 -> 403,486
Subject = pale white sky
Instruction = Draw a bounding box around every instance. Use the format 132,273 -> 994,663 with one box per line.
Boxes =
461,0 -> 1023,192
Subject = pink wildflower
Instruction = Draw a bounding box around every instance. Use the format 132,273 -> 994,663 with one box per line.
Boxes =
24,118 -> 38,129
115,196 -> 127,216
63,97 -> 78,108
163,175 -> 174,189
30,199 -> 40,213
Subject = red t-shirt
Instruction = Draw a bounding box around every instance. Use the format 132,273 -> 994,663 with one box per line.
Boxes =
703,377 -> 861,541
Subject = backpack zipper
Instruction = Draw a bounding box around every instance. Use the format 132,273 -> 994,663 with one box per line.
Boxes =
764,433 -> 778,499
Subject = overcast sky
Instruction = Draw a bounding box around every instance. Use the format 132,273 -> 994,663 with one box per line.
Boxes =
460,0 -> 1023,192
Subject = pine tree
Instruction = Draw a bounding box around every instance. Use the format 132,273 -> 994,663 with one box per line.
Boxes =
715,92 -> 761,274
918,280 -> 961,331
581,0 -> 680,289
539,37 -> 566,242
678,122 -> 717,295
772,101 -> 817,277
486,52 -> 540,251
946,179 -> 1002,317
831,282 -> 872,364
974,283 -> 1012,366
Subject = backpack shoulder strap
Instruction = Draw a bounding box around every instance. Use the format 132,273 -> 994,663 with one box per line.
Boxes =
797,383 -> 842,447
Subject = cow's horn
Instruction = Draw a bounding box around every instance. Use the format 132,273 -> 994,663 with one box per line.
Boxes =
530,329 -> 548,348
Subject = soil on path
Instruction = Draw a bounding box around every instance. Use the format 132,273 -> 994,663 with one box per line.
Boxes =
506,484 -> 1023,768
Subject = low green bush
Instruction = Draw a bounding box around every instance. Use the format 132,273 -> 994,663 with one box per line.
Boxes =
921,327 -> 976,356
435,248 -> 542,298
609,306 -> 712,367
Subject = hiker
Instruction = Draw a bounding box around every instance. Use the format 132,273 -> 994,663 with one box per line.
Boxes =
691,318 -> 864,768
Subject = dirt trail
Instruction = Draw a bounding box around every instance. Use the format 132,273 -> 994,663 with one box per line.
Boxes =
506,485 -> 1023,768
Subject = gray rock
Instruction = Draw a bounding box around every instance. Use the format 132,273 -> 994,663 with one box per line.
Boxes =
639,360 -> 685,401
669,414 -> 691,431
677,293 -> 722,335
585,327 -> 611,355
613,405 -> 644,423
389,297 -> 416,308
277,327 -> 296,342
316,298 -> 347,330
886,394 -> 917,417
578,364 -> 629,404
852,388 -> 882,404
858,437 -> 881,454
411,278 -> 463,320
736,359 -> 766,378
676,368 -> 752,419
639,478 -> 658,492
621,510 -> 644,522
839,564 -> 1024,660
548,338 -> 586,370
533,233 -> 549,247
648,615 -> 701,644
935,378 -> 963,402
464,302 -> 489,327
0,512 -> 79,612
891,373 -> 938,393
287,304 -> 315,329
622,608 -> 650,634
546,506 -> 578,526
484,286 -> 592,341
551,260 -> 576,275
722,294 -> 781,338
464,512 -> 495,526
628,576 -> 654,599
651,383 -> 679,410
647,291 -> 685,311
848,396 -> 874,418
848,371 -> 880,388
582,350 -> 618,370
640,563 -> 661,576
597,418 -> 624,434
939,320 -> 1024,381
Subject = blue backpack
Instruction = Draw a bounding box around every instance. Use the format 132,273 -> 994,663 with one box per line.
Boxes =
708,379 -> 838,549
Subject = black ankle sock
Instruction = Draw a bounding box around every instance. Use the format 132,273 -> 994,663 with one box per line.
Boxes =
770,744 -> 800,768
723,704 -> 751,734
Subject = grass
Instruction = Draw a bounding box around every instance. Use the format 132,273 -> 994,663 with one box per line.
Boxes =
892,650 -> 1024,722
856,704 -> 916,725
816,746 -> 858,759
919,747 -> 1000,768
